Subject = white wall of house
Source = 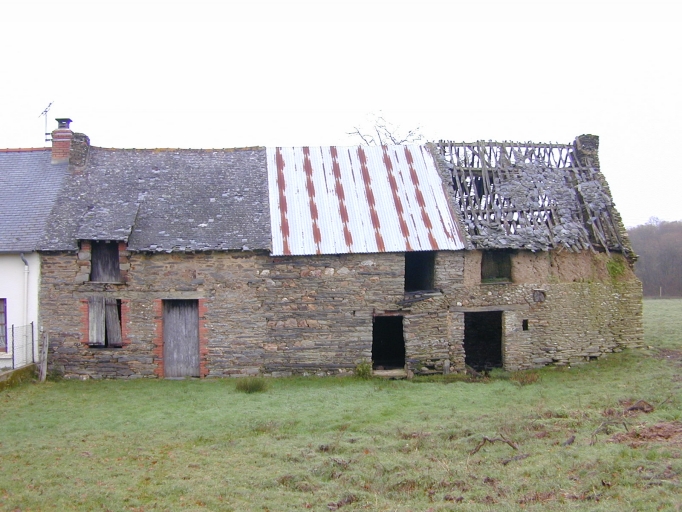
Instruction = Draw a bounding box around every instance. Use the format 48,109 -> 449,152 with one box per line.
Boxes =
0,252 -> 40,369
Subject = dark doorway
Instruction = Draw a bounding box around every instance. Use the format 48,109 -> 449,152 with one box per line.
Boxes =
372,316 -> 405,370
163,300 -> 200,378
464,311 -> 503,371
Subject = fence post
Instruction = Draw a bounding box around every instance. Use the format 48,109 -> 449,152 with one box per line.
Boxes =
11,324 -> 15,370
31,322 -> 35,364
39,332 -> 49,382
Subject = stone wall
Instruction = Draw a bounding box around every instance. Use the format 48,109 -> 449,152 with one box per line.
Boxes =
39,246 -> 643,379
452,249 -> 643,370
40,250 -> 465,378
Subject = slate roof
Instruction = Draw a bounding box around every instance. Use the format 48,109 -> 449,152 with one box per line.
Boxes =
40,147 -> 271,252
0,149 -> 67,253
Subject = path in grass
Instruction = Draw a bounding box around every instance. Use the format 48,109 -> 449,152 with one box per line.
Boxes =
1,298 -> 681,511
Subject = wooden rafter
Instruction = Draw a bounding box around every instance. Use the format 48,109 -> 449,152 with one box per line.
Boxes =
436,140 -> 628,253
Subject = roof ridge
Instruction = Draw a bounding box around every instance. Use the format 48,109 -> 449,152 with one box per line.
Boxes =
0,147 -> 50,153
93,146 -> 265,152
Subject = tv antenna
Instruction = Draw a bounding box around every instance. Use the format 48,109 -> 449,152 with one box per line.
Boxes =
39,101 -> 54,142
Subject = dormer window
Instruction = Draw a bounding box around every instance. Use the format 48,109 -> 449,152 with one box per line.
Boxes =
90,241 -> 121,282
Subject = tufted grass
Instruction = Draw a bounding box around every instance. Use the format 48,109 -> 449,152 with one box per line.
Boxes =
0,298 -> 680,511
235,376 -> 269,394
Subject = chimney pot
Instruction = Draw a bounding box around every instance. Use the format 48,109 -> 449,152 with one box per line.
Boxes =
56,118 -> 73,130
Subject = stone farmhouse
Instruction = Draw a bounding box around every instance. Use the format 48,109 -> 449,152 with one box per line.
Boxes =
35,120 -> 642,379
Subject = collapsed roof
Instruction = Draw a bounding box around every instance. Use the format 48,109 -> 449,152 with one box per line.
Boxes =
435,135 -> 632,256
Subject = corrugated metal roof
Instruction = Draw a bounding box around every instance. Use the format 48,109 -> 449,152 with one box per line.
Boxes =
267,145 -> 465,256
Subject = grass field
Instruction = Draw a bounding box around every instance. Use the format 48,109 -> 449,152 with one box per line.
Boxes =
1,299 -> 681,511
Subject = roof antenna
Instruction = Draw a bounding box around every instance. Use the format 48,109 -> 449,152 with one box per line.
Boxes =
39,101 -> 54,142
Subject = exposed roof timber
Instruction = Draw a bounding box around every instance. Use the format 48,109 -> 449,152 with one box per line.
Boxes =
436,139 -> 631,255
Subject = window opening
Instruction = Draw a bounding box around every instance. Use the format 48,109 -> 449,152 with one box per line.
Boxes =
533,289 -> 546,302
0,299 -> 6,352
88,297 -> 123,347
90,241 -> 121,282
481,250 -> 512,283
405,251 -> 436,292
463,311 -> 503,371
522,319 -> 529,331
372,316 -> 405,370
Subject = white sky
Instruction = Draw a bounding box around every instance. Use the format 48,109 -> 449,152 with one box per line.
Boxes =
1,0 -> 680,228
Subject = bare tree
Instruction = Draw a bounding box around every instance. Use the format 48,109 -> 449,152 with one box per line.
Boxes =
348,113 -> 424,146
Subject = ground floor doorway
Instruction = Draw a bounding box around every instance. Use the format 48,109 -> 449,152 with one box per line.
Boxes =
163,299 -> 200,378
463,311 -> 503,371
372,316 -> 405,370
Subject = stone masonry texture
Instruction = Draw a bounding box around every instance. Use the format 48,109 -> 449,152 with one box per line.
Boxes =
40,247 -> 643,379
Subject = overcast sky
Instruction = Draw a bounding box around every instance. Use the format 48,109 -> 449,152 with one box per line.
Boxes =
2,0 -> 680,228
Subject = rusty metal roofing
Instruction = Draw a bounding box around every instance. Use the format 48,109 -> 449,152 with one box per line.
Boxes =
266,145 -> 465,256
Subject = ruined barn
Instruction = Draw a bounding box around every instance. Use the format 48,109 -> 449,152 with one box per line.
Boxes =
37,122 -> 642,379
433,137 -> 642,369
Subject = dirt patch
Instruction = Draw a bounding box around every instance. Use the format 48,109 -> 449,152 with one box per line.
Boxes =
610,421 -> 682,448
656,348 -> 682,363
618,399 -> 655,415
654,349 -> 682,380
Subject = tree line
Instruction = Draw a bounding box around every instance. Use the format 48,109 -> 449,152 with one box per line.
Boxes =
627,219 -> 682,296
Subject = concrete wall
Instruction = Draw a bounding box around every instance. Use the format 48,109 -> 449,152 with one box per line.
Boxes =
39,247 -> 643,379
0,252 -> 40,368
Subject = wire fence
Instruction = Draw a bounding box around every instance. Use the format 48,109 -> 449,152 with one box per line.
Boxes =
9,322 -> 35,369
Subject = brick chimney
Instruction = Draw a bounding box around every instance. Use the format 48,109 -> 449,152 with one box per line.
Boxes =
51,118 -> 73,164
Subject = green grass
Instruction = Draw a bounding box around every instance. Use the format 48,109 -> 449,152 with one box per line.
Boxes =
1,299 -> 681,511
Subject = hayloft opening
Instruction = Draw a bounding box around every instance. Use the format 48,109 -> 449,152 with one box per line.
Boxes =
372,316 -> 405,370
481,250 -> 512,283
90,241 -> 121,282
464,311 -> 503,371
405,251 -> 436,292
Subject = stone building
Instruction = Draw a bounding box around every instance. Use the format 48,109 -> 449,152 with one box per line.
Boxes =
37,121 -> 642,379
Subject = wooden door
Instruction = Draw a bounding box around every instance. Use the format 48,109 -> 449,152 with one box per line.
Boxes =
163,300 -> 200,378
